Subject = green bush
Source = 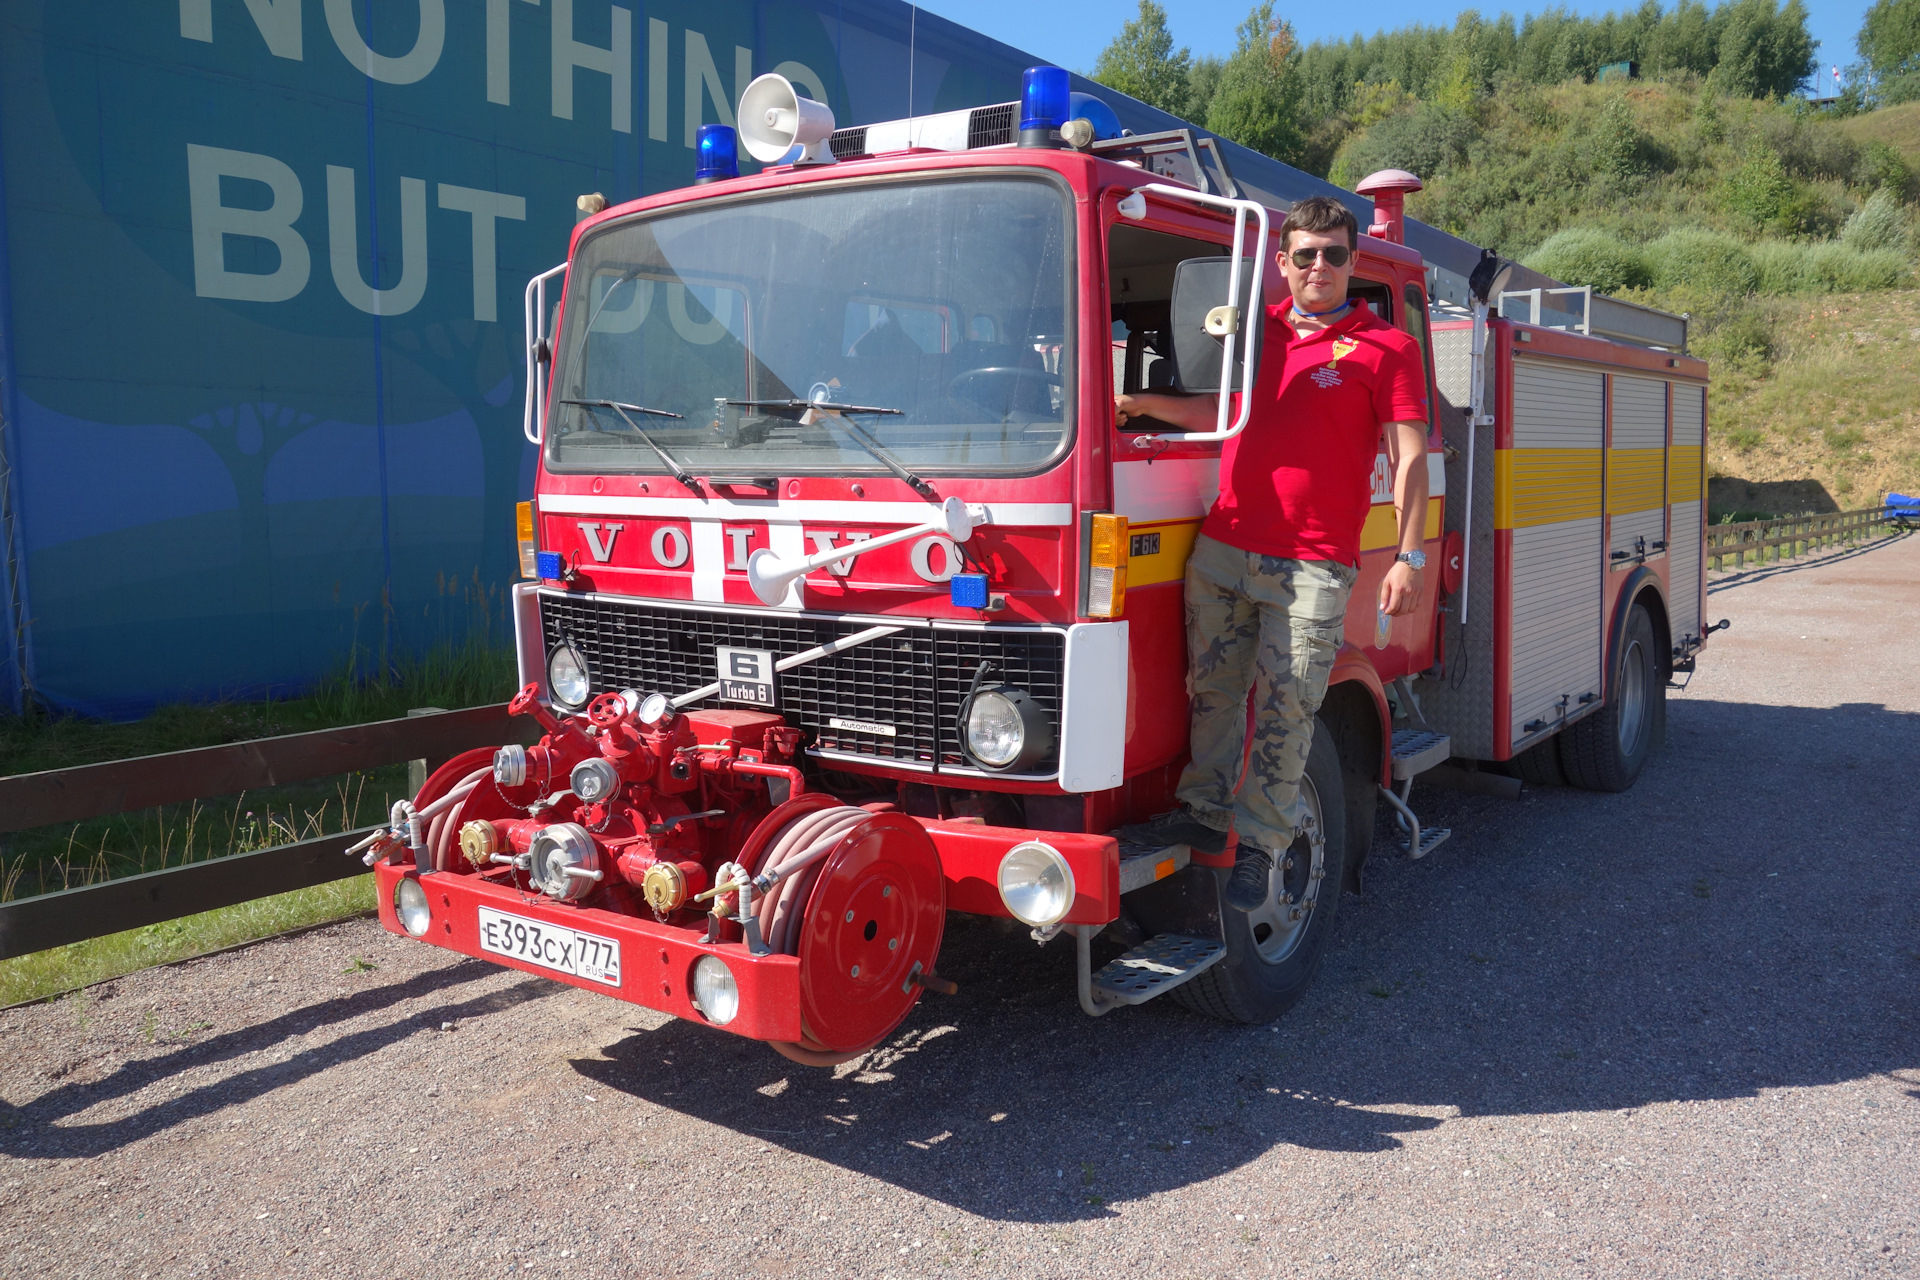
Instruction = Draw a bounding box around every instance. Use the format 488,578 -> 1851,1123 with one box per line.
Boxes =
1803,241 -> 1910,291
1523,227 -> 1653,293
1840,188 -> 1913,255
1751,240 -> 1813,292
1646,230 -> 1761,293
1747,238 -> 1909,293
1854,140 -> 1915,195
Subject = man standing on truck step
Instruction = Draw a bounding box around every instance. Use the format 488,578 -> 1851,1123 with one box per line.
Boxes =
1113,195 -> 1430,911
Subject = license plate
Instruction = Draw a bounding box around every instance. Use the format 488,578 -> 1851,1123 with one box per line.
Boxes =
716,646 -> 777,706
477,906 -> 621,986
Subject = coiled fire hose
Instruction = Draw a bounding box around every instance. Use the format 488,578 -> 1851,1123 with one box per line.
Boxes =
427,766 -> 491,872
747,806 -> 873,955
349,767 -> 491,869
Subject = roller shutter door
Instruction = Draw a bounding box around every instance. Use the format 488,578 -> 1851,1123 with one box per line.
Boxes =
1667,383 -> 1706,643
1609,375 -> 1668,565
1507,359 -> 1605,746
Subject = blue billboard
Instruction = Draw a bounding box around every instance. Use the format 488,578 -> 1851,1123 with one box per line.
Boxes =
0,0 -> 1474,719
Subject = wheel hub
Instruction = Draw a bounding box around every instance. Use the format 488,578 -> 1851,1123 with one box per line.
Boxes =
1244,775 -> 1325,964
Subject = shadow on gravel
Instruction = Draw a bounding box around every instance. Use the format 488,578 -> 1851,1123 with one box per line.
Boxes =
2,961 -> 557,1158
575,697 -> 1920,1224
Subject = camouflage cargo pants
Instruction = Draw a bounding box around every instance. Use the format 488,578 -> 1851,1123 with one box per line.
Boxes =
1176,533 -> 1358,856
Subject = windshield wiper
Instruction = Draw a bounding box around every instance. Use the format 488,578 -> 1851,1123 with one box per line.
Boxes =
560,399 -> 698,489
725,399 -> 936,500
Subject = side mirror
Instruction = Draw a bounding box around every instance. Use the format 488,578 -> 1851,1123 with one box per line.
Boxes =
1170,256 -> 1262,394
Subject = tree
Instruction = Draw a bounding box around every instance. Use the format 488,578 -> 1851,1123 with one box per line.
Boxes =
1092,0 -> 1193,117
1206,3 -> 1307,165
1858,0 -> 1920,102
1711,0 -> 1815,98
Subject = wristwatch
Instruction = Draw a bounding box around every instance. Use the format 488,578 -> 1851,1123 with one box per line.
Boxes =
1395,550 -> 1427,570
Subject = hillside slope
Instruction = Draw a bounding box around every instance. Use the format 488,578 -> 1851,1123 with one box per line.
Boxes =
1704,290 -> 1920,514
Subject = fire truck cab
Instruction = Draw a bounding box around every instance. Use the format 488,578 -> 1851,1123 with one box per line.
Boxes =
361,70 -> 1710,1063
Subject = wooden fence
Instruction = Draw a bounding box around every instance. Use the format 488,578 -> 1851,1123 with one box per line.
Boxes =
0,704 -> 537,960
1706,506 -> 1894,572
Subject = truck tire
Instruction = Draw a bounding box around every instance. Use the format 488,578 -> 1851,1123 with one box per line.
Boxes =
1174,718 -> 1348,1025
1559,602 -> 1664,792
1508,736 -> 1566,787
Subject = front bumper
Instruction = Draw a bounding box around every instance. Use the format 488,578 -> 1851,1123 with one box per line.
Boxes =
374,820 -> 1120,1040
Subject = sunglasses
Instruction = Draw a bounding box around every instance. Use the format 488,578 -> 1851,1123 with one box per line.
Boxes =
1287,245 -> 1353,269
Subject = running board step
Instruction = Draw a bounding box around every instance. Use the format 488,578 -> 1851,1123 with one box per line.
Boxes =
1088,934 -> 1226,1007
1390,728 -> 1452,779
1116,843 -> 1192,894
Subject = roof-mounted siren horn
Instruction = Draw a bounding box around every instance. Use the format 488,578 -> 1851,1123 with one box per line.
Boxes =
1355,169 -> 1423,245
738,74 -> 837,166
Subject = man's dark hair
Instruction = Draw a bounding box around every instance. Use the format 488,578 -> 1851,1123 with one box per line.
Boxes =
1280,196 -> 1359,252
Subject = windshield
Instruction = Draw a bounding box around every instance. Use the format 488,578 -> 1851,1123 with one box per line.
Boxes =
545,176 -> 1074,478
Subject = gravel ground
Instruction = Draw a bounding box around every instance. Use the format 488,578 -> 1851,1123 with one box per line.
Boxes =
2,532 -> 1916,1280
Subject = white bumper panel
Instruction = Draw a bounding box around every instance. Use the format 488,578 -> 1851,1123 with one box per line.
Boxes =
1058,621 -> 1129,793
512,581 -> 546,697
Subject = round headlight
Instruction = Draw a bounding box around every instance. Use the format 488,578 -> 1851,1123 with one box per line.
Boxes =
964,686 -> 1055,771
547,642 -> 591,709
997,840 -> 1074,927
569,757 -> 620,803
691,955 -> 739,1025
395,877 -> 432,937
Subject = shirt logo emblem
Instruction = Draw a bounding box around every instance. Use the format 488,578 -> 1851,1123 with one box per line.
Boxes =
1310,366 -> 1344,389
1329,337 -> 1360,362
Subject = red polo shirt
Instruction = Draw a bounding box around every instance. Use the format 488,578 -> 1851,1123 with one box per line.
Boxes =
1202,300 -> 1428,565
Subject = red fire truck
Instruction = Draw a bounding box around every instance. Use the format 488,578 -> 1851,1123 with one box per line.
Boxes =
354,69 -> 1714,1064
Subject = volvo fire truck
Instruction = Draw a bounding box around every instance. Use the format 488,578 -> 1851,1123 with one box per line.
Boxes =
353,68 -> 1715,1064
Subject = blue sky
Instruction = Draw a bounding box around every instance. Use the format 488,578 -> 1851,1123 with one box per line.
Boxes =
913,0 -> 1872,99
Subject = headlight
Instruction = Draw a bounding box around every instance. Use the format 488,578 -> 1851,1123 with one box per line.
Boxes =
997,840 -> 1074,927
395,877 -> 432,937
547,641 -> 591,709
964,686 -> 1055,771
691,955 -> 739,1025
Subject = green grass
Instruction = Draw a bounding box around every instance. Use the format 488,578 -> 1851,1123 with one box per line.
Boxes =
0,877 -> 377,1008
0,640 -> 516,1000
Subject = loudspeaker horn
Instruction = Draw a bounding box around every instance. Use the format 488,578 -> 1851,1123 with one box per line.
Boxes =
737,74 -> 837,166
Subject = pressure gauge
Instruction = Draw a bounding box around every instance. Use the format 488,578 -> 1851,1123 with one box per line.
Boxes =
637,691 -> 671,725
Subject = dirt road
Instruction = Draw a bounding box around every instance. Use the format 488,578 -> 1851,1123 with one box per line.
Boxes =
2,532 -> 1916,1279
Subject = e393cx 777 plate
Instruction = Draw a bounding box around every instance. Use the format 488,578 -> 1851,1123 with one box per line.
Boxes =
477,905 -> 621,986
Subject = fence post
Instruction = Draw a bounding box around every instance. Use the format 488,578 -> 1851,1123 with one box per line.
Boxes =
407,707 -> 448,796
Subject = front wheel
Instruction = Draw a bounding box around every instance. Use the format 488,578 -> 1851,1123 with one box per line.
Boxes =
1560,601 -> 1664,792
1174,717 -> 1349,1024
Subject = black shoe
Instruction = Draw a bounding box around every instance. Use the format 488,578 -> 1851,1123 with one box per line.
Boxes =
1225,846 -> 1273,912
1117,806 -> 1229,855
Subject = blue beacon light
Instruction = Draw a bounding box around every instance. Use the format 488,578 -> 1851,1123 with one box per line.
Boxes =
1019,66 -> 1070,148
695,124 -> 739,184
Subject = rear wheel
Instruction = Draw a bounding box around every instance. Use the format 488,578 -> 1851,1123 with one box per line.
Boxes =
1560,602 -> 1664,792
1174,718 -> 1348,1024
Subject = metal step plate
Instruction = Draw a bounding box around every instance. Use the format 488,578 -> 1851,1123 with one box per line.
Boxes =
1390,728 -> 1453,780
1117,843 -> 1191,894
1090,933 -> 1226,1007
1410,825 -> 1452,860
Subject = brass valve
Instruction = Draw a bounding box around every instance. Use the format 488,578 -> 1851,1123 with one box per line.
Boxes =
641,861 -> 688,915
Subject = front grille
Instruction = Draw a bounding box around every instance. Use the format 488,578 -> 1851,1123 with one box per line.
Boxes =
539,593 -> 1066,775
